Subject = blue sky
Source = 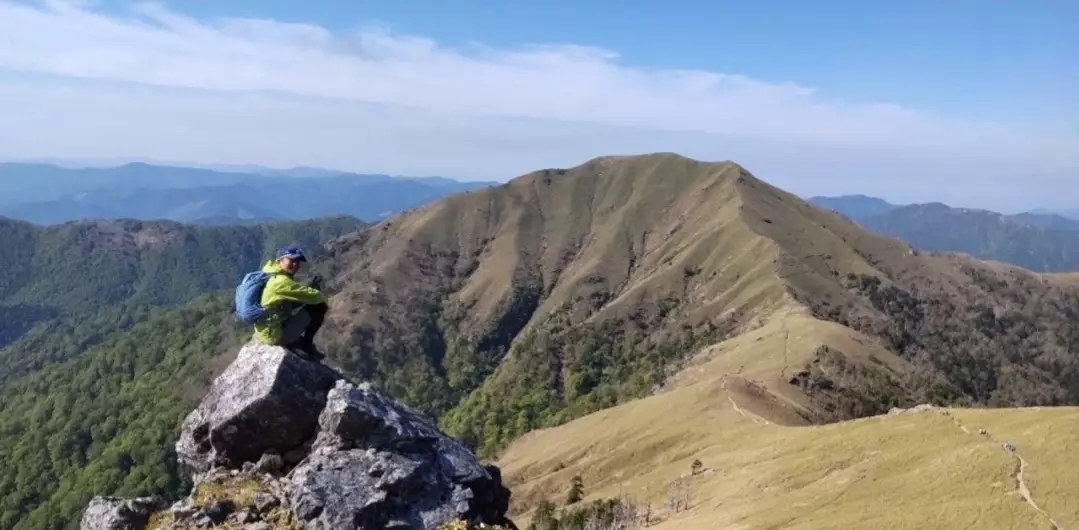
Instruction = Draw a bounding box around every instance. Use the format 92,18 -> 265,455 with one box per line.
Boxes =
173,0 -> 1078,127
0,0 -> 1076,211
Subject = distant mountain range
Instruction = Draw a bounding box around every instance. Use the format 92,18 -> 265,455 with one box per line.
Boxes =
0,162 -> 495,225
808,195 -> 1079,272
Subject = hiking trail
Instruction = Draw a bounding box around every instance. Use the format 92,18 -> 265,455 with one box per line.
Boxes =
721,375 -> 771,425
779,323 -> 791,381
946,413 -> 1062,530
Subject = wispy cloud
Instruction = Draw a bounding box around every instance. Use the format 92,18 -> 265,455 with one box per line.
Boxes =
0,0 -> 1075,209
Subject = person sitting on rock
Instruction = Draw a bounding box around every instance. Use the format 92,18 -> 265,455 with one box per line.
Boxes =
253,246 -> 328,361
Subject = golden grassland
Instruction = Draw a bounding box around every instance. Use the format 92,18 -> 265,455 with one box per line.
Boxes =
498,315 -> 1078,530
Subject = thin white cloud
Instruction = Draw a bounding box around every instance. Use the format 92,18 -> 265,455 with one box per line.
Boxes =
0,0 -> 1075,211
0,1 -> 1071,156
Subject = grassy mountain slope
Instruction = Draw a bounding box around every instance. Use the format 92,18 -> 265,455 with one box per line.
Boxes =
316,153 -> 1079,460
720,170 -> 1079,408
810,196 -> 1079,272
320,155 -> 800,450
486,160 -> 1079,528
498,358 -> 1078,529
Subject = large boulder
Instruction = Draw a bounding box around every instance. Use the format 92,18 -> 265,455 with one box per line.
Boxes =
79,496 -> 164,530
175,342 -> 341,474
287,381 -> 513,529
82,343 -> 514,529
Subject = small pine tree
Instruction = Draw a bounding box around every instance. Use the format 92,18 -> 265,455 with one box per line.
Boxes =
691,458 -> 703,475
566,475 -> 584,505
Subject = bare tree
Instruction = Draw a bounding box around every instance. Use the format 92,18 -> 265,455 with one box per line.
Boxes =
665,477 -> 692,513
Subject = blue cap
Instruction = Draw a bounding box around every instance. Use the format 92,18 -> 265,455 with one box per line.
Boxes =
275,246 -> 307,262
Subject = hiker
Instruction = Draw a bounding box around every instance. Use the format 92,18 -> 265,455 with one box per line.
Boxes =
239,246 -> 328,361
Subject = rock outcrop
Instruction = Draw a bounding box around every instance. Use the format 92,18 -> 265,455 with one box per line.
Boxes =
175,343 -> 341,475
79,497 -> 165,530
81,342 -> 514,530
288,381 -> 512,528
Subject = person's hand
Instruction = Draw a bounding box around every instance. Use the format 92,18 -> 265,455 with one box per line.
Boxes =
309,274 -> 323,289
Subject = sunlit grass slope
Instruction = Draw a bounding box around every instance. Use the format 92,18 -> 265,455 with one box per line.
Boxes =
499,314 -> 1078,530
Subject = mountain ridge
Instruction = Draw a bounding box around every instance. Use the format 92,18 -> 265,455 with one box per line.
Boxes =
809,194 -> 1079,272
310,153 -> 1079,457
0,162 -> 495,225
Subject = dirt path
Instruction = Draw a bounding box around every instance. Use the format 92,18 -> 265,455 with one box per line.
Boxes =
946,413 -> 1062,529
1015,455 -> 1061,529
778,325 -> 791,381
722,376 -> 772,425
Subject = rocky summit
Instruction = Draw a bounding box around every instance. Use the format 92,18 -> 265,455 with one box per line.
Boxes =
80,342 -> 514,530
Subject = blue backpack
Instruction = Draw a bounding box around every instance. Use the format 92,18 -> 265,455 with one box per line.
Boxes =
234,271 -> 276,324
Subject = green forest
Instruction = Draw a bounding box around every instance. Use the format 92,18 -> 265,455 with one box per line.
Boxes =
0,294 -> 244,529
0,216 -> 363,530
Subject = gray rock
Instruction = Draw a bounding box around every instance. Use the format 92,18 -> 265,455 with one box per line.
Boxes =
227,508 -> 259,524
287,381 -> 512,529
81,345 -> 515,530
168,497 -> 197,520
256,452 -> 284,473
170,505 -> 199,522
175,342 -> 342,474
191,513 -> 215,528
80,496 -> 164,530
200,499 -> 234,525
313,381 -> 487,484
252,492 -> 280,512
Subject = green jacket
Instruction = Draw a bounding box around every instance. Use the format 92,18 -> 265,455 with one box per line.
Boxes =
252,260 -> 326,345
